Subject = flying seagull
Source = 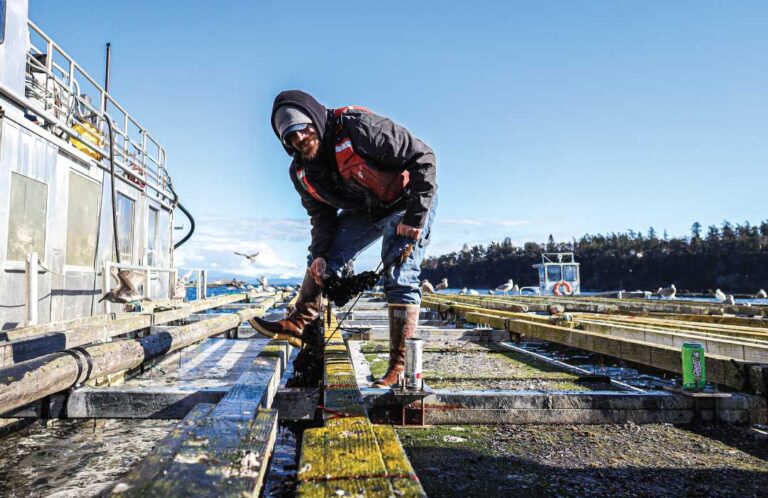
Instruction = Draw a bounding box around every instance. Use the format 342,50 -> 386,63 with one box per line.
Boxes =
435,278 -> 449,291
228,278 -> 246,290
234,251 -> 260,263
100,268 -> 150,304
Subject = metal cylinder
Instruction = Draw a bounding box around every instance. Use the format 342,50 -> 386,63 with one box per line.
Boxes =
404,338 -> 424,390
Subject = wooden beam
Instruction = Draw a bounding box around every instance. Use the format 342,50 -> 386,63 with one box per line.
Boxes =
113,341 -> 290,496
0,296 -> 282,414
296,307 -> 426,497
574,318 -> 768,363
0,293 -> 279,368
464,311 -> 750,390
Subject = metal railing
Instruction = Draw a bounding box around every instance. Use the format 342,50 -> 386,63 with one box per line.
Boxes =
23,21 -> 173,203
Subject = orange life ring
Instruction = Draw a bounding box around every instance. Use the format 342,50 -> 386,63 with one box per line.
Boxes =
553,280 -> 573,296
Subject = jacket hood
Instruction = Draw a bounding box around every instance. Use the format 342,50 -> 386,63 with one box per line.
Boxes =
271,90 -> 329,157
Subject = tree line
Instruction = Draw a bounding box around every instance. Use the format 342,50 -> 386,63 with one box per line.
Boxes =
420,220 -> 768,293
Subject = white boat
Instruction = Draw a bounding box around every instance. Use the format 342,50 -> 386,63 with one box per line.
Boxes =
532,252 -> 581,296
0,1 -> 197,328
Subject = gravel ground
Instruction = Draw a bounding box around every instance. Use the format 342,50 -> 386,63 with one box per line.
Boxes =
360,341 -> 617,391
397,423 -> 768,497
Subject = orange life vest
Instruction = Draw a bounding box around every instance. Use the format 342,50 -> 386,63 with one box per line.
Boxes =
295,106 -> 410,207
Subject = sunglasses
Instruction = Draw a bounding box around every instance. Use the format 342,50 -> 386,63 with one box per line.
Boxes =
282,123 -> 314,145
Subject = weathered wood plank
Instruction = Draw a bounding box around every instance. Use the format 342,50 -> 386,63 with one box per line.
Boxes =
0,293 -> 281,369
463,311 -> 749,389
0,297 -> 283,414
296,306 -> 426,497
116,341 -> 289,496
66,386 -> 228,419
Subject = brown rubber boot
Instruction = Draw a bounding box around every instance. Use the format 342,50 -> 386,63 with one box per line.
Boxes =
249,270 -> 322,347
372,304 -> 420,388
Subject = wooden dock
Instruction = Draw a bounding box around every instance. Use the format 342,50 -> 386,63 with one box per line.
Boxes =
296,309 -> 426,497
1,288 -> 767,496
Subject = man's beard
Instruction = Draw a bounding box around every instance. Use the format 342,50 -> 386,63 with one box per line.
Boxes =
295,138 -> 320,162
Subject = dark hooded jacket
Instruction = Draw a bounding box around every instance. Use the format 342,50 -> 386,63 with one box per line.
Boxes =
271,90 -> 437,261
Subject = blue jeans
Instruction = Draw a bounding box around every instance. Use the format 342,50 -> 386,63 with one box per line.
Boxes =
316,197 -> 437,305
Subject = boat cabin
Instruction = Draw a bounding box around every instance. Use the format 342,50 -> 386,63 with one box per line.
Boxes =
0,0 -> 181,328
532,252 -> 581,296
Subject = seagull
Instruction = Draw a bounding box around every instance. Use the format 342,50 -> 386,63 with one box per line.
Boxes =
724,294 -> 736,306
656,284 -> 676,299
100,268 -> 150,304
459,287 -> 468,295
511,284 -> 520,295
172,270 -> 194,300
435,278 -> 449,291
714,289 -> 726,302
260,275 -> 268,288
228,278 -> 246,290
468,289 -> 479,295
421,280 -> 435,294
757,289 -> 767,299
234,251 -> 260,263
496,279 -> 515,294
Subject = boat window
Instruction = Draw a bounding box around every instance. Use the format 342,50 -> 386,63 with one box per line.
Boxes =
538,266 -> 545,283
0,0 -> 5,45
7,173 -> 48,261
66,173 -> 101,266
563,265 -> 578,282
147,207 -> 158,266
114,193 -> 134,262
547,265 -> 562,282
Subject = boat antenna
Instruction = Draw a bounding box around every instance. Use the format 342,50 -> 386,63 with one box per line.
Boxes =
103,43 -> 111,108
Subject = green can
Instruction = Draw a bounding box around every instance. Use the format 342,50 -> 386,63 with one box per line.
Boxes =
681,342 -> 706,390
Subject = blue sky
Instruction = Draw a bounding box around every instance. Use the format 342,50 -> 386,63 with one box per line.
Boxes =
30,1 -> 768,278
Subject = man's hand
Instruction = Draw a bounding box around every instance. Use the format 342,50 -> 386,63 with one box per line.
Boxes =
396,222 -> 422,240
309,257 -> 326,285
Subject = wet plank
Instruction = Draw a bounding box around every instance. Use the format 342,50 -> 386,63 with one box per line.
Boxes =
113,341 -> 290,496
296,307 -> 426,497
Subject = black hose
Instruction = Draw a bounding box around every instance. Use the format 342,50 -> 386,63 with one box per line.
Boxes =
166,177 -> 195,249
104,116 -> 120,264
174,200 -> 195,249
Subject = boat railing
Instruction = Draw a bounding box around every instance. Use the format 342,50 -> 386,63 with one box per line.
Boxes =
22,20 -> 173,204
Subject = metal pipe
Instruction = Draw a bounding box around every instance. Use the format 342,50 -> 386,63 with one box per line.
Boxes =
25,253 -> 39,325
